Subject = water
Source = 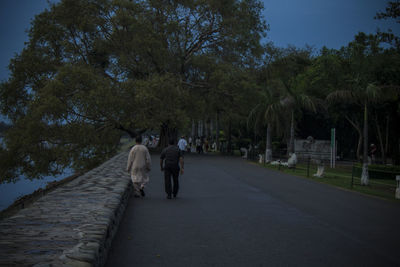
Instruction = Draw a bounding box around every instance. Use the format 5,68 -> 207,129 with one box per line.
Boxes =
0,136 -> 75,211
0,169 -> 74,211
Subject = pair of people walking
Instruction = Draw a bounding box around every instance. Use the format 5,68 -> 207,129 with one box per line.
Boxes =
126,136 -> 184,199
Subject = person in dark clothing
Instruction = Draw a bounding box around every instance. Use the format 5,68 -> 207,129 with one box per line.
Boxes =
160,139 -> 184,199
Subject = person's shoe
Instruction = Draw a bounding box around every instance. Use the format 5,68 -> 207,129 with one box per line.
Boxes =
167,195 -> 172,199
140,188 -> 145,197
173,194 -> 177,198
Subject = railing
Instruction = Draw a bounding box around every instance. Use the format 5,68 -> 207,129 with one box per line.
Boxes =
350,164 -> 398,193
244,149 -> 398,199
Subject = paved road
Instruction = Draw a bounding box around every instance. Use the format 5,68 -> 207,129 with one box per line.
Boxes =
106,153 -> 400,267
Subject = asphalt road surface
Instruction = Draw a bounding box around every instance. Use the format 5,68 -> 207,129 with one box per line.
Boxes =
106,153 -> 400,267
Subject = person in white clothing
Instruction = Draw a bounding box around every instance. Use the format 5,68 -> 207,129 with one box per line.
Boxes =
126,135 -> 151,197
188,136 -> 193,152
177,136 -> 188,155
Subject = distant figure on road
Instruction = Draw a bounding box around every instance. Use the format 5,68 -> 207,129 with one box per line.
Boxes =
188,136 -> 193,152
126,135 -> 152,198
204,138 -> 209,153
196,137 -> 203,154
177,135 -> 188,155
160,139 -> 184,199
369,143 -> 377,164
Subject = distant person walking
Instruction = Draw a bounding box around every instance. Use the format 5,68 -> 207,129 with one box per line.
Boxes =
196,137 -> 202,154
204,138 -> 209,153
160,139 -> 184,199
188,136 -> 193,152
177,136 -> 188,155
126,136 -> 151,198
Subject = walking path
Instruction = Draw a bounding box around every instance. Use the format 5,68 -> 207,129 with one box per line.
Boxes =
107,153 -> 400,267
1,152 -> 399,266
0,152 -> 131,266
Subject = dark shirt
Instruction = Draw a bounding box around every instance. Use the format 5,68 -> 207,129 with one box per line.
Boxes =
160,145 -> 183,168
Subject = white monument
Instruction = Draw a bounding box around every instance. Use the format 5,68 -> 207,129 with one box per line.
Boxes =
240,147 -> 248,159
287,153 -> 297,168
313,159 -> 325,178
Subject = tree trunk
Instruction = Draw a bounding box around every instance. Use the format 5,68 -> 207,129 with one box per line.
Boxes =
216,112 -> 220,151
385,115 -> 389,164
210,119 -> 214,141
345,115 -> 362,161
395,138 -> 400,165
357,135 -> 363,161
205,119 -> 210,138
116,124 -> 137,139
289,110 -> 295,154
194,120 -> 198,138
159,123 -> 177,148
191,119 -> 195,139
375,113 -> 385,164
227,119 -> 232,154
265,124 -> 272,162
361,102 -> 369,186
198,120 -> 203,137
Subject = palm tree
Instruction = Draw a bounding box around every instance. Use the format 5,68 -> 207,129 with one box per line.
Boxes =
327,83 -> 381,185
247,88 -> 285,162
266,45 -> 317,155
279,88 -> 319,154
327,33 -> 384,185
248,79 -> 319,162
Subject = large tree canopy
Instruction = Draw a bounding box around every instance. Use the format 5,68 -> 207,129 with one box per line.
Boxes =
3,0 -> 399,185
0,0 -> 267,182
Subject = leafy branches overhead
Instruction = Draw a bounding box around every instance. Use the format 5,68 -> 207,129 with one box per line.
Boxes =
2,0 -> 399,184
376,0 -> 400,22
375,1 -> 400,49
0,0 -> 267,181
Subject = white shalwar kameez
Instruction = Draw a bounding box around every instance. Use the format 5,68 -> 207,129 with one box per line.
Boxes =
126,144 -> 151,196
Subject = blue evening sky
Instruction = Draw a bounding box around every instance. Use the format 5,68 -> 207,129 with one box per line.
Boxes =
0,0 -> 399,82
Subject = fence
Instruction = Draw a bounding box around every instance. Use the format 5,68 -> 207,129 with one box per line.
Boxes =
245,149 -> 398,200
350,164 -> 398,193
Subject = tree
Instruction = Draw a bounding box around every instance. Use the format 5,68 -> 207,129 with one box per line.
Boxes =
0,0 -> 267,182
205,61 -> 261,153
327,33 -> 386,185
294,47 -> 362,159
374,1 -> 400,163
247,87 -> 285,162
375,1 -> 400,49
247,44 -> 286,162
265,46 -> 316,154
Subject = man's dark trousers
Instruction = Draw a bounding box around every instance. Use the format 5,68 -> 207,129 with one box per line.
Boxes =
164,166 -> 179,197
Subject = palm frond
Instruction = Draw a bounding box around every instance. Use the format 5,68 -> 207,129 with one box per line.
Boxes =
365,83 -> 381,103
326,90 -> 356,104
264,102 -> 282,122
314,97 -> 328,112
299,94 -> 317,112
247,103 -> 262,130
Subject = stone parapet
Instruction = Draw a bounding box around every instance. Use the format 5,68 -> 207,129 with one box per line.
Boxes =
0,152 -> 132,266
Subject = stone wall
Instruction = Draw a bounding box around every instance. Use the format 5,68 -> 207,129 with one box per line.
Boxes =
0,152 -> 132,266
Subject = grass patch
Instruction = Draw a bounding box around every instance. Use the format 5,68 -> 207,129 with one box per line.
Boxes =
259,161 -> 398,201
